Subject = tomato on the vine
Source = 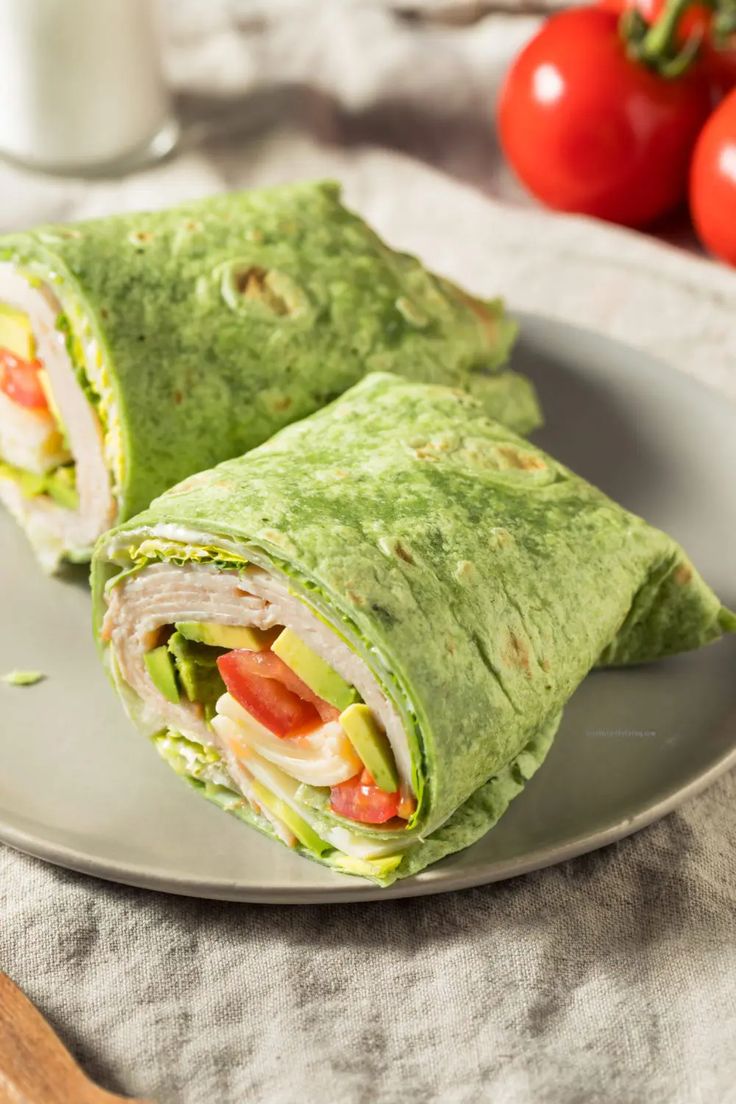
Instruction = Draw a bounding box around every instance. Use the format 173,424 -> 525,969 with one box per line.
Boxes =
498,7 -> 712,228
599,0 -> 736,97
690,86 -> 736,264
707,34 -> 736,97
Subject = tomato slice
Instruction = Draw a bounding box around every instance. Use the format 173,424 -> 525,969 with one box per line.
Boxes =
330,769 -> 401,824
217,649 -> 325,737
0,349 -> 48,410
264,654 -> 339,724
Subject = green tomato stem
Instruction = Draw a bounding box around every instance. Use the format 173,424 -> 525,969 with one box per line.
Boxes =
712,0 -> 736,45
643,0 -> 696,53
624,0 -> 705,76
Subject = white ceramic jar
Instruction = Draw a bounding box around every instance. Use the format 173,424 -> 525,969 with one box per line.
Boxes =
0,0 -> 178,174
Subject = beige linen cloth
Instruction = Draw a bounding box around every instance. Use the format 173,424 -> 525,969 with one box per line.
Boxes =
1,3 -> 734,1101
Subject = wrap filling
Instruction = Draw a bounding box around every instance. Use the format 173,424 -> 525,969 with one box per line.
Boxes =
102,555 -> 421,877
0,266 -> 115,567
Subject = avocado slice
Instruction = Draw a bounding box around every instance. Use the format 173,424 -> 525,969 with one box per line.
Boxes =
330,852 -> 403,879
272,628 -> 359,711
175,621 -> 278,651
144,645 -> 180,704
167,631 -> 225,711
0,303 -> 34,359
0,463 -> 46,499
250,779 -> 331,855
339,703 -> 399,793
45,466 -> 78,510
0,460 -> 78,509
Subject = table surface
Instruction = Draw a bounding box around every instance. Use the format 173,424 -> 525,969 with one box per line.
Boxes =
1,3 -> 734,1103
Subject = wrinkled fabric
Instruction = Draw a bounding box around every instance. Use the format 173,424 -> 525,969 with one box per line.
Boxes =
2,770 -> 734,1104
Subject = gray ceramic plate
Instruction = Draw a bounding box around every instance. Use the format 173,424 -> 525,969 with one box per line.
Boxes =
1,313 -> 734,904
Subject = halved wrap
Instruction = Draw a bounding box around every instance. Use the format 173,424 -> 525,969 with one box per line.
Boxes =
0,180 -> 537,571
92,374 -> 734,885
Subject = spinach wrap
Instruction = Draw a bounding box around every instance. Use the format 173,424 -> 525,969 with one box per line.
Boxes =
92,374 -> 734,886
0,181 -> 535,571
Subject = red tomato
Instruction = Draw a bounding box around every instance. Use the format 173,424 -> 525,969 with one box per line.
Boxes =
0,349 -> 48,409
598,0 -> 736,98
270,657 -> 339,724
597,0 -> 709,31
498,7 -> 712,227
706,35 -> 736,100
217,650 -> 323,737
330,769 -> 401,824
690,87 -> 736,264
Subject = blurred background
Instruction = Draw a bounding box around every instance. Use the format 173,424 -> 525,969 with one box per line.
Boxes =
1,0 -> 734,393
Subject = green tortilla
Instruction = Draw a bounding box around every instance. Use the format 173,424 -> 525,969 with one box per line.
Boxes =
0,181 -> 538,564
92,373 -> 734,884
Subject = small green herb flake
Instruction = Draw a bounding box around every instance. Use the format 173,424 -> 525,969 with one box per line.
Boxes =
2,669 -> 45,687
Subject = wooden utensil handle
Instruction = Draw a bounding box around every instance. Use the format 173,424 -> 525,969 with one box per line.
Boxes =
0,974 -> 152,1104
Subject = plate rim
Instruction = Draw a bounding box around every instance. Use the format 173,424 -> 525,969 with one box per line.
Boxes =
2,732 -> 735,904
